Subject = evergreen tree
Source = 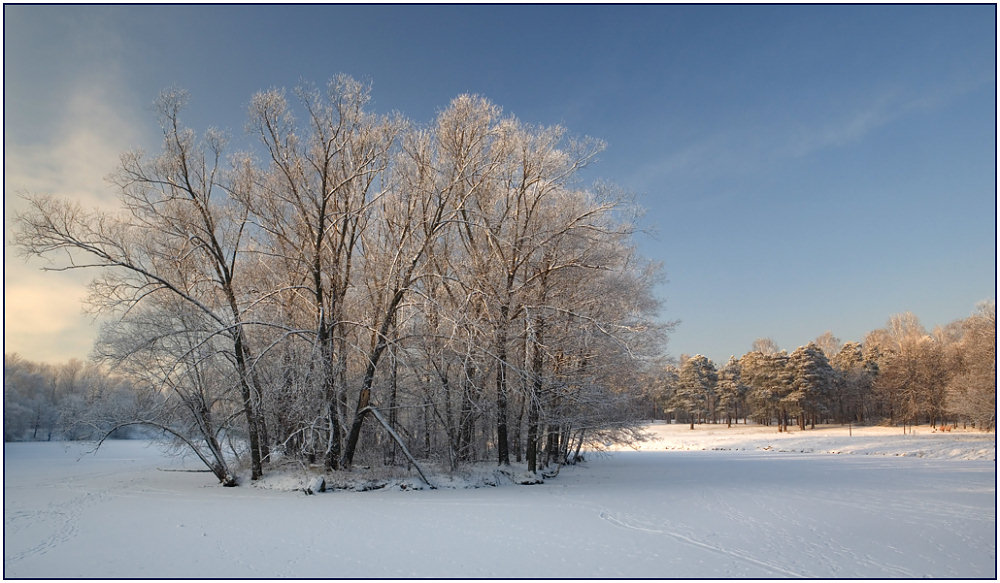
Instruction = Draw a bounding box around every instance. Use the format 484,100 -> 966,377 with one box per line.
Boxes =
788,343 -> 835,429
830,341 -> 878,423
669,355 -> 717,429
715,356 -> 748,427
741,350 -> 793,429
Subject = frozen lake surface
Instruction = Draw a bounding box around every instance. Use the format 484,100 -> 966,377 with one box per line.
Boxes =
4,423 -> 995,578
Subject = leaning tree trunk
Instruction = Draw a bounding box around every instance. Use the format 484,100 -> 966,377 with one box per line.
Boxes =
233,333 -> 264,480
341,288 -> 405,469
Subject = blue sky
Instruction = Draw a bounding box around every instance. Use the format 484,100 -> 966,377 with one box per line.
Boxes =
4,4 -> 996,364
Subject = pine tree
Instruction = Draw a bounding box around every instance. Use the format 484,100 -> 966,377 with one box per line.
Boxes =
740,350 -> 793,429
830,341 -> 878,423
788,343 -> 835,429
670,355 -> 718,429
715,356 -> 747,427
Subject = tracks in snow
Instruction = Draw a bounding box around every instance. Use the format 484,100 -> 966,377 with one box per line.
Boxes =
3,462 -> 147,571
598,510 -> 806,578
3,489 -> 110,567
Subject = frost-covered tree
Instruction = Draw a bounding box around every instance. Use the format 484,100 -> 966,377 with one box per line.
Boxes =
669,355 -> 717,429
829,341 -> 878,424
13,75 -> 671,484
787,343 -> 835,429
814,331 -> 843,359
715,356 -> 748,427
4,355 -> 58,441
14,90 -> 268,479
741,350 -> 794,430
243,76 -> 401,470
3,354 -> 141,443
93,302 -> 244,485
867,313 -> 949,429
751,337 -> 780,355
945,302 -> 996,430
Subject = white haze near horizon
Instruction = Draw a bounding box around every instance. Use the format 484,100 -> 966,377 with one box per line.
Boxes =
4,422 -> 995,579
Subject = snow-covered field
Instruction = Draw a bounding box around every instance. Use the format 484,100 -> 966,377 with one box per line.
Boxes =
616,420 -> 997,460
4,423 -> 996,579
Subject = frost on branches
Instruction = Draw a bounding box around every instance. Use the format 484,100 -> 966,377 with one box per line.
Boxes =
13,75 -> 669,485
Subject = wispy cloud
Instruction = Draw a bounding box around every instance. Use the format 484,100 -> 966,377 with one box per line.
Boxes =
4,79 -> 142,363
5,83 -> 142,207
777,86 -> 958,160
782,93 -> 900,158
633,79 -> 987,197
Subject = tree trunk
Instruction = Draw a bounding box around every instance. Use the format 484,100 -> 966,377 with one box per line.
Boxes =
342,385 -> 371,468
526,313 -> 544,473
386,351 -> 398,465
458,365 -> 476,463
545,428 -> 559,465
341,289 -> 406,469
423,392 -> 432,457
572,430 -> 586,463
513,392 -> 524,463
233,334 -> 263,480
495,309 -> 511,466
326,402 -> 342,470
526,398 -> 539,473
366,406 -> 435,488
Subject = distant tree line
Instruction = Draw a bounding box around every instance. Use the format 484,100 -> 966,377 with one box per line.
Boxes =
3,355 -> 145,442
13,76 -> 668,485
652,303 -> 995,433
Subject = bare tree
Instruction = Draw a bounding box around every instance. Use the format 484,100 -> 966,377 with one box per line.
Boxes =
14,89 -> 267,480
92,301 -> 242,485
814,331 -> 843,359
751,337 -> 780,355
339,95 -> 496,469
14,78 -> 677,484
244,76 -> 400,469
867,313 -> 949,430
945,302 -> 996,430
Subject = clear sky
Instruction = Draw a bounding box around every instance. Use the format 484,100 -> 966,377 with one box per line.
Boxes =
4,4 -> 996,365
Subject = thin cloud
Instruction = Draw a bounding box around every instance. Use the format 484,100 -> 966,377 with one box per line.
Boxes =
783,94 -> 899,158
5,83 -> 142,208
635,80 -> 981,196
4,79 -> 142,363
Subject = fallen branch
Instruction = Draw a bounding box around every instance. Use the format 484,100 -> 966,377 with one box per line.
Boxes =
363,405 -> 436,489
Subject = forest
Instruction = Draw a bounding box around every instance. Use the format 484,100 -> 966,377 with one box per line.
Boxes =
9,76 -> 995,487
656,305 -> 996,435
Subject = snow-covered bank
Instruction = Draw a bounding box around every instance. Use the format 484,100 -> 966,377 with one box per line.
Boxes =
619,421 -> 996,460
4,429 -> 996,579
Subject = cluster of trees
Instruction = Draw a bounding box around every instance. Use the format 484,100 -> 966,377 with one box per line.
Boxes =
658,303 -> 996,433
3,355 -> 142,442
13,76 -> 667,485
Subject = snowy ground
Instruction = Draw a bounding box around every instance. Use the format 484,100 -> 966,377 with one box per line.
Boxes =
615,420 -> 997,460
4,423 -> 996,579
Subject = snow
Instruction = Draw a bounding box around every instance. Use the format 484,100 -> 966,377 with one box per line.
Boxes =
4,423 -> 996,579
615,420 -> 997,460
